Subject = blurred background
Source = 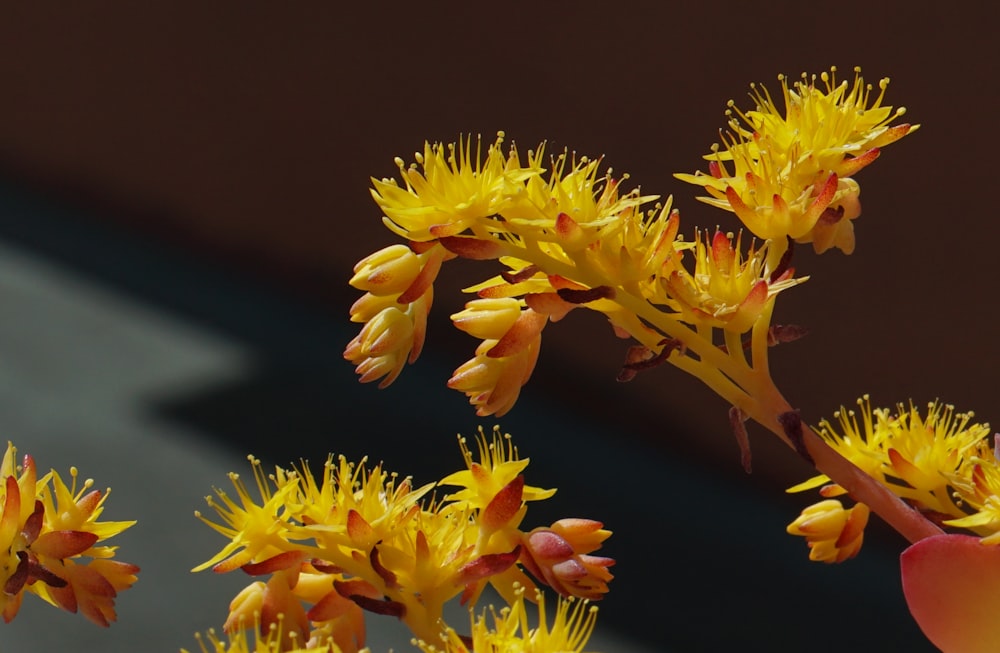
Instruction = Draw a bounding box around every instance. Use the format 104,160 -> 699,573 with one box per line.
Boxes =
0,2 -> 994,651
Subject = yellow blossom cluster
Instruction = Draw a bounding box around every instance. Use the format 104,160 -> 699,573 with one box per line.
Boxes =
193,428 -> 612,652
676,67 -> 915,255
350,136 -> 795,417
0,442 -> 139,626
786,397 -> 1000,560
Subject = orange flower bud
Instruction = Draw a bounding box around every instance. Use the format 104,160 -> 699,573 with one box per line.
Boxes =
787,499 -> 870,563
520,522 -> 614,600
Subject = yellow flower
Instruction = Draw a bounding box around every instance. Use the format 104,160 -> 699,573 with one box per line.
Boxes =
581,200 -> 683,296
734,68 -> 913,172
439,427 -> 556,519
499,145 -> 653,250
374,500 -> 479,610
791,398 -> 990,518
677,67 -> 916,254
196,435 -> 605,647
0,442 -> 139,626
193,456 -> 304,573
944,451 -> 1000,544
663,229 -> 804,333
195,454 -> 434,573
371,132 -> 539,241
414,586 -> 599,653
289,454 -> 433,552
787,499 -> 870,563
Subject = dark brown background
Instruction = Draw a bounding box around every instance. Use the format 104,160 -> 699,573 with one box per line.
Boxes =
0,2 -> 993,651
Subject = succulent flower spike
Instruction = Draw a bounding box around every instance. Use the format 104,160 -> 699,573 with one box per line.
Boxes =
351,130 -> 816,417
340,69 -> 1000,653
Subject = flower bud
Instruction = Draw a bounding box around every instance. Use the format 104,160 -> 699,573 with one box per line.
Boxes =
350,244 -> 421,295
354,307 -> 414,357
348,292 -> 399,324
451,298 -> 522,340
519,521 -> 614,600
344,307 -> 415,388
223,580 -> 266,633
449,338 -> 540,417
787,499 -> 869,563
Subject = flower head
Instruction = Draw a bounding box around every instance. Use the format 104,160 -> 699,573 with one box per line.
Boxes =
664,229 -> 803,333
943,448 -> 1000,544
439,427 -> 556,520
0,442 -> 138,626
371,133 -> 538,241
790,397 -> 990,519
499,145 -> 652,251
195,432 -> 608,648
677,67 -> 916,254
193,456 -> 304,573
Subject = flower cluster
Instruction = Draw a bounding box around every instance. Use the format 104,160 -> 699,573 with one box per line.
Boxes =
193,427 -> 612,652
786,397 -> 999,560
789,397 -> 1000,653
676,67 -> 915,255
0,442 -> 139,626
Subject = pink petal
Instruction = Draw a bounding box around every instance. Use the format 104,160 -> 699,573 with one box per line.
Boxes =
901,534 -> 1000,652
